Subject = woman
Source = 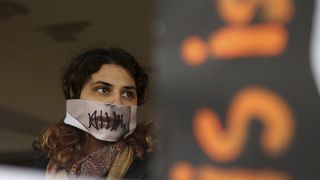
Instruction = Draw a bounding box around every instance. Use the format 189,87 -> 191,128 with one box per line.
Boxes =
33,47 -> 155,179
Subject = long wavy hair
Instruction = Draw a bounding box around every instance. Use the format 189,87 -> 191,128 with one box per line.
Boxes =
33,47 -> 155,168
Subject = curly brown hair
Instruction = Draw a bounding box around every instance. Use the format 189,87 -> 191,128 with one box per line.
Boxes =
33,47 -> 155,168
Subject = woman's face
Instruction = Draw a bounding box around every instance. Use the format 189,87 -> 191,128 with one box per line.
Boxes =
80,64 -> 137,106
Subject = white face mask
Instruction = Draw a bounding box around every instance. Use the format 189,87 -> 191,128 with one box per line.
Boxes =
64,99 -> 137,142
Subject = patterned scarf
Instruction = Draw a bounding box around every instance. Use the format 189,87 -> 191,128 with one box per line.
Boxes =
71,141 -> 125,178
46,141 -> 129,179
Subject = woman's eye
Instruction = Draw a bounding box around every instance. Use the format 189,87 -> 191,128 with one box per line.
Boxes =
122,91 -> 135,99
96,87 -> 109,94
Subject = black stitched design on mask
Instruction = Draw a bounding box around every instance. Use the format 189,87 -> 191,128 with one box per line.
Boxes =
87,110 -> 130,133
88,110 -> 98,129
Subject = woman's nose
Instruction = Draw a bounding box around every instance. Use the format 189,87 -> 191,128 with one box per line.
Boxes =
109,93 -> 122,105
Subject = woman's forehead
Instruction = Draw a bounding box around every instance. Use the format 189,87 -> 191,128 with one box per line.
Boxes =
89,64 -> 136,87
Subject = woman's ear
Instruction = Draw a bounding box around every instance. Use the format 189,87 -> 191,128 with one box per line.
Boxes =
140,89 -> 148,105
70,89 -> 74,98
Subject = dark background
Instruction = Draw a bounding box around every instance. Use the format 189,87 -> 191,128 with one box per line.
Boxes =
154,0 -> 320,179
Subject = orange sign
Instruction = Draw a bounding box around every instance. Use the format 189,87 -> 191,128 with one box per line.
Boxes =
169,86 -> 295,179
170,162 -> 291,180
181,0 -> 295,66
194,87 -> 295,162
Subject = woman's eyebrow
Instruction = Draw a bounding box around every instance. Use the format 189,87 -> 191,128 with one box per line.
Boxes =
123,86 -> 136,91
92,81 -> 112,87
93,81 -> 136,90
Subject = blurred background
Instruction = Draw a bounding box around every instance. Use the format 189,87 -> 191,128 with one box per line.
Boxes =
1,0 -> 320,179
